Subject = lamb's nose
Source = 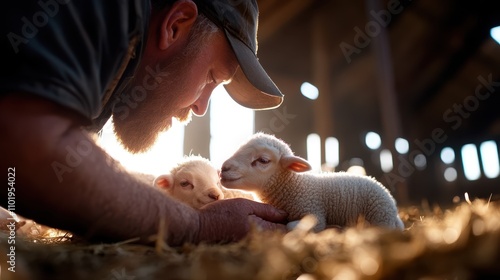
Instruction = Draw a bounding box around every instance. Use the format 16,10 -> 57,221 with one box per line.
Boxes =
221,161 -> 233,173
208,193 -> 220,201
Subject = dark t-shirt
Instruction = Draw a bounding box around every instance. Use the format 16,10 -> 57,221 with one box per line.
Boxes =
1,0 -> 150,130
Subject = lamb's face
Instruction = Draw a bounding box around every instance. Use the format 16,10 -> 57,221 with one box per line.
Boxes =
220,143 -> 281,192
154,161 -> 224,209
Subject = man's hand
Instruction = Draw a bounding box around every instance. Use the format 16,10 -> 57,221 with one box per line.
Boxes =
195,198 -> 288,243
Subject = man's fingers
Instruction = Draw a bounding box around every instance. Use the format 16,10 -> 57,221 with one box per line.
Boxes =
243,199 -> 288,223
249,215 -> 287,232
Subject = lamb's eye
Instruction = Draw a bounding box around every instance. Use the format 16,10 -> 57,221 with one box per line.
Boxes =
180,180 -> 193,188
252,157 -> 270,166
258,158 -> 270,164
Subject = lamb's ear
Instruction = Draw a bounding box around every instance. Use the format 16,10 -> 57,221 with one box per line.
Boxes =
280,155 -> 312,172
154,174 -> 174,191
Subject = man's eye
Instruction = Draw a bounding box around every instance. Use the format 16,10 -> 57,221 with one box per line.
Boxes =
210,72 -> 217,84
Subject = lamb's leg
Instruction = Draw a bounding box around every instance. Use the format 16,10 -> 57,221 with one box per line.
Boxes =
287,214 -> 326,232
365,208 -> 404,230
313,217 -> 327,232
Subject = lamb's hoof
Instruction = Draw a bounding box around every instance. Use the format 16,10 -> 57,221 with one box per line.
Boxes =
286,220 -> 300,231
325,224 -> 345,233
286,215 -> 318,232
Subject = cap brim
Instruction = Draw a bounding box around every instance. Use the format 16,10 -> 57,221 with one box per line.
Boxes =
223,29 -> 284,110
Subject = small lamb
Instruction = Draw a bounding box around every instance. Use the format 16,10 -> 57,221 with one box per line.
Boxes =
220,133 -> 404,231
154,155 -> 254,209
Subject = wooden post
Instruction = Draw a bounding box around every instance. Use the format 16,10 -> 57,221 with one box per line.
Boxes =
365,0 -> 409,204
311,9 -> 334,164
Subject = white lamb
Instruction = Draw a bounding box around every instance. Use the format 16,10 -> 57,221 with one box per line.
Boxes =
154,155 -> 254,209
220,133 -> 404,231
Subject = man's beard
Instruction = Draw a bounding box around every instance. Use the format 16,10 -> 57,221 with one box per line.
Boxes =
111,56 -> 194,154
112,98 -> 192,154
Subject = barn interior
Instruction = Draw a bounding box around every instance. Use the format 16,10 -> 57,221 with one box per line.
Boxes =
185,0 -> 500,207
4,1 -> 500,279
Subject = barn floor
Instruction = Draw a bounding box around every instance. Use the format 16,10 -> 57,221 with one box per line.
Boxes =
1,199 -> 500,280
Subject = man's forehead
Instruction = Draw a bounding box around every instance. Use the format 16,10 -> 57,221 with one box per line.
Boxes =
219,37 -> 240,83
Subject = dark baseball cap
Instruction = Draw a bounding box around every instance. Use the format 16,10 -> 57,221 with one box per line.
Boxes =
195,0 -> 284,109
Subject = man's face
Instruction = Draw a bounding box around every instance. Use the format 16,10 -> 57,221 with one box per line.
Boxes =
112,29 -> 239,153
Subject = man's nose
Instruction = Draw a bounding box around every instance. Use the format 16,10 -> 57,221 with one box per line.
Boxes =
190,88 -> 213,116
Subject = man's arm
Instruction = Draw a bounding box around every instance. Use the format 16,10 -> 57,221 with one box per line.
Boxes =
0,93 -> 198,244
0,94 -> 286,245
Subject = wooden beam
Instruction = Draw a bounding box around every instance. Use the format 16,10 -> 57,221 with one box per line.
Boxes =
259,0 -> 314,44
257,0 -> 280,15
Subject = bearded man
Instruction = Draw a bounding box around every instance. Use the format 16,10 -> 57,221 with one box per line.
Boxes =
0,0 -> 287,245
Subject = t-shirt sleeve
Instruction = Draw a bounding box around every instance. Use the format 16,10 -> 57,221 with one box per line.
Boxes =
1,0 -> 148,120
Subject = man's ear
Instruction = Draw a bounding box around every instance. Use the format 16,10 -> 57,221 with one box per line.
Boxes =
158,0 -> 198,50
154,174 -> 175,192
280,155 -> 312,173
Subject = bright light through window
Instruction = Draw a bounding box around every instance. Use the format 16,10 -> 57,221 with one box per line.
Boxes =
380,149 -> 393,172
209,85 -> 254,168
444,167 -> 457,182
307,133 -> 322,172
491,26 -> 500,44
365,131 -> 381,150
461,144 -> 481,181
325,137 -> 339,168
480,141 -> 500,179
395,138 -> 409,154
300,82 -> 319,100
414,153 -> 427,170
347,165 -> 366,175
440,147 -> 455,164
346,158 -> 366,175
98,118 -> 185,176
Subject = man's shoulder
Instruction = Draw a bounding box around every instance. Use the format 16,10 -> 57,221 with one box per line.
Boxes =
0,0 -> 151,123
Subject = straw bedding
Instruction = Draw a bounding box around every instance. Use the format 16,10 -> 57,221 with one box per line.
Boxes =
1,199 -> 499,280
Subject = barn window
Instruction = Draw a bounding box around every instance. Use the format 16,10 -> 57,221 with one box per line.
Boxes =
480,141 -> 500,179
307,133 -> 322,172
444,167 -> 458,182
98,118 -> 185,176
209,85 -> 254,167
491,26 -> 500,44
380,149 -> 393,172
325,137 -> 339,169
365,131 -> 381,150
461,144 -> 481,181
395,137 -> 409,154
440,147 -> 455,164
300,82 -> 319,100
